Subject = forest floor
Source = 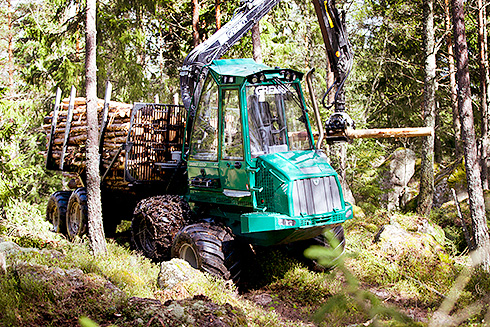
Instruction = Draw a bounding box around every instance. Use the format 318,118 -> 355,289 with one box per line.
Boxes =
0,199 -> 487,326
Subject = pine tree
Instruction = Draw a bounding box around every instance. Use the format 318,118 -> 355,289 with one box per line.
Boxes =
86,0 -> 106,255
452,0 -> 490,271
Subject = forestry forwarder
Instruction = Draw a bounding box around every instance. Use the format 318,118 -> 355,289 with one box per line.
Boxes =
45,0 -> 355,281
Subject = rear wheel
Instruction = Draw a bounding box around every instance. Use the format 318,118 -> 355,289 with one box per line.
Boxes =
66,188 -> 88,241
131,195 -> 191,261
46,191 -> 72,234
171,223 -> 242,281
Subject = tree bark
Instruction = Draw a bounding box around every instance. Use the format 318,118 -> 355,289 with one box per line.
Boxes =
452,0 -> 490,271
192,0 -> 200,47
418,0 -> 436,216
478,0 -> 489,189
85,0 -> 107,255
215,0 -> 221,30
444,0 -> 462,158
251,22 -> 262,64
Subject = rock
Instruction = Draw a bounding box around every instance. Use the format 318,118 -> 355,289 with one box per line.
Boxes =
378,148 -> 417,211
0,251 -> 5,275
12,262 -> 125,303
125,295 -> 247,326
417,219 -> 445,245
374,220 -> 445,258
0,240 -> 22,255
252,293 -> 273,306
158,258 -> 202,289
374,223 -> 412,247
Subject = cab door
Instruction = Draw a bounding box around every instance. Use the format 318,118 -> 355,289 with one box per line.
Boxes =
187,76 -> 221,202
219,88 -> 249,198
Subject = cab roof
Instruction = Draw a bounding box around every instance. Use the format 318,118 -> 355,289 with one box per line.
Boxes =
209,59 -> 270,77
209,59 -> 303,80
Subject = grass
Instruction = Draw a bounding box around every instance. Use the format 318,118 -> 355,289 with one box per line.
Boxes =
1,197 -> 489,326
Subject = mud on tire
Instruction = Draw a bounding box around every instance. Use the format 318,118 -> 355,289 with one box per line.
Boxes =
46,191 -> 72,234
171,223 -> 242,281
131,195 -> 192,261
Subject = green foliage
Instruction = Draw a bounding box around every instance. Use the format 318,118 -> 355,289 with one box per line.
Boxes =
305,235 -> 415,326
0,100 -> 62,208
342,139 -> 387,213
244,247 -> 304,288
346,209 -> 465,307
79,317 -> 101,327
0,272 -> 56,325
430,201 -> 471,254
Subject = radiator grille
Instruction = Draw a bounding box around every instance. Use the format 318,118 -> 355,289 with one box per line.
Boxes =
255,165 -> 275,211
125,103 -> 186,182
293,176 -> 342,216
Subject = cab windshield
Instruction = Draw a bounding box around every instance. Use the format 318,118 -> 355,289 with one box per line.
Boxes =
246,82 -> 312,158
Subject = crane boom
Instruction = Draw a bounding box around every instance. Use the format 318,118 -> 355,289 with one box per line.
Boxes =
179,0 -> 353,138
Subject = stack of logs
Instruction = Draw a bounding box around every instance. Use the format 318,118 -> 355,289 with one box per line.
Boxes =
43,97 -> 132,190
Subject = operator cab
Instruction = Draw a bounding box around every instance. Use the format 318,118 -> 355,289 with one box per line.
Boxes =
186,58 -> 352,243
186,59 -> 315,206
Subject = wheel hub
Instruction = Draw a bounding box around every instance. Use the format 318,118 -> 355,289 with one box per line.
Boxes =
179,244 -> 198,269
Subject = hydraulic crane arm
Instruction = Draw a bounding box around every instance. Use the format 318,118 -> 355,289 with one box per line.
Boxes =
179,0 -> 353,137
180,0 -> 281,116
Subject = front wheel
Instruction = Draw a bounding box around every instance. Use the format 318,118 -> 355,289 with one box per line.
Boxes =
66,187 -> 88,241
171,223 -> 242,281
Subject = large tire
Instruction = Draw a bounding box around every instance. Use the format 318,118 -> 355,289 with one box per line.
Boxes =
46,191 -> 72,234
171,223 -> 242,281
131,195 -> 192,261
66,187 -> 88,241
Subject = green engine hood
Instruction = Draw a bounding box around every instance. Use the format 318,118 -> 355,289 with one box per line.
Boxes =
241,149 -> 351,244
256,150 -> 338,181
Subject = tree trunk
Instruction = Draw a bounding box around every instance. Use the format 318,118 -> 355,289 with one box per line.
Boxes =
215,0 -> 221,30
7,0 -> 14,96
435,101 -> 442,163
478,0 -> 489,189
452,0 -> 490,271
192,0 -> 200,47
251,22 -> 262,64
418,0 -> 436,216
85,0 -> 107,255
445,0 -> 462,158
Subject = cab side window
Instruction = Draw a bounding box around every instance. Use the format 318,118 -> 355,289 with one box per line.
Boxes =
189,77 -> 219,161
221,89 -> 243,160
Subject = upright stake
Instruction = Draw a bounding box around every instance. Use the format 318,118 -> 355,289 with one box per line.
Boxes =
60,86 -> 76,171
99,81 -> 112,154
46,87 -> 61,170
